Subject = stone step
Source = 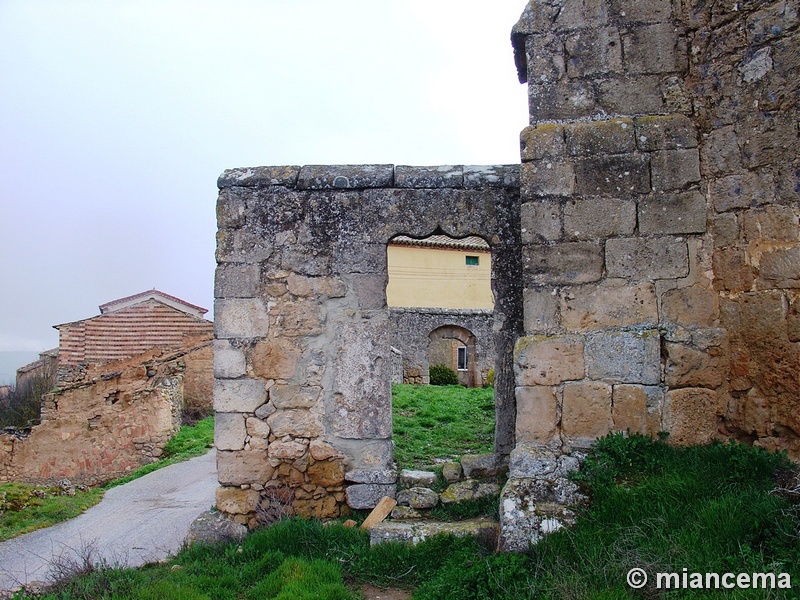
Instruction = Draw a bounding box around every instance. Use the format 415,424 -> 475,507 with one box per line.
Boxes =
368,518 -> 499,549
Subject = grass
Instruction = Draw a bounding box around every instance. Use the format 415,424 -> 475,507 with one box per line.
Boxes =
392,383 -> 494,470
0,416 -> 214,540
18,433 -> 797,599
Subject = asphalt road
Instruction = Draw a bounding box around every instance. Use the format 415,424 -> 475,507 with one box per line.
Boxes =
0,450 -> 217,592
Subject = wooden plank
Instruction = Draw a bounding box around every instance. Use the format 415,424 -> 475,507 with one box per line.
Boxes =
360,496 -> 397,530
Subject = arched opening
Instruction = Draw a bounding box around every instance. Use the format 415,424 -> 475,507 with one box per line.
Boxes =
428,325 -> 479,387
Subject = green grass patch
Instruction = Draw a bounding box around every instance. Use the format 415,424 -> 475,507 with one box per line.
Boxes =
392,384 -> 494,469
0,482 -> 104,542
0,416 -> 214,540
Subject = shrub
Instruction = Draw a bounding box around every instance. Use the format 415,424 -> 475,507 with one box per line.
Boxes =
0,367 -> 55,428
429,364 -> 458,386
484,368 -> 495,388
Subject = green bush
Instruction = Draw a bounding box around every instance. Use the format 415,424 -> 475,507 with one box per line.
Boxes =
484,368 -> 495,388
429,364 -> 458,386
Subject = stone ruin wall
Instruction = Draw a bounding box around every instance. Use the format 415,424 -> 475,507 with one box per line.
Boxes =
511,0 -> 798,457
213,165 -> 521,525
389,308 -> 495,385
213,0 -> 798,530
0,340 -> 212,485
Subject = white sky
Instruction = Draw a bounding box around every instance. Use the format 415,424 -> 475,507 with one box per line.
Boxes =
0,1 -> 528,354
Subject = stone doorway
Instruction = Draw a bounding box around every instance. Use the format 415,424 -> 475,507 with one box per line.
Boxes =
428,325 -> 479,387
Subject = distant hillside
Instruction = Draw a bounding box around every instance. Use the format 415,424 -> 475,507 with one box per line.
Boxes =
0,351 -> 40,385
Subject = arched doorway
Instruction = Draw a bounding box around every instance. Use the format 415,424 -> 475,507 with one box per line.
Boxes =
428,325 -> 479,387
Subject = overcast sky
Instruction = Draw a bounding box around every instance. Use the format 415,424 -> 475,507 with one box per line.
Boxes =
0,1 -> 528,359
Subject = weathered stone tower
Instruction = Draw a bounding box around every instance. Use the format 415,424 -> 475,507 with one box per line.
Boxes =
212,0 -> 798,548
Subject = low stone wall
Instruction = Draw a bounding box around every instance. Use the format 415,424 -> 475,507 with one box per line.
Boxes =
389,308 -> 494,386
0,340 -> 212,485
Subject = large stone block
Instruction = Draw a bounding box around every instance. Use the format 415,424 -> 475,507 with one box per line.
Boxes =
712,247 -> 755,291
520,124 -> 566,161
612,385 -> 663,435
252,338 -> 301,380
216,228 -> 273,264
395,165 -> 463,188
562,381 -> 613,443
463,165 -> 520,188
575,154 -> 650,196
330,319 -> 392,439
215,298 -> 270,339
521,200 -> 562,243
711,171 -> 775,213
622,23 -> 686,75
523,34 -> 567,85
267,409 -> 324,439
712,213 -> 740,248
217,165 -> 299,188
564,119 -> 635,156
215,412 -> 246,451
515,386 -> 559,443
523,287 -> 560,333
563,197 -> 636,240
650,149 -> 701,191
296,164 -> 393,190
611,0 -> 673,23
528,82 -> 598,123
270,301 -> 324,337
665,342 -> 727,389
346,484 -> 396,509
524,242 -> 604,285
585,330 -> 661,384
217,450 -> 273,486
213,340 -> 246,379
742,206 -> 799,244
560,279 -> 657,331
554,0 -> 609,30
700,126 -> 741,177
634,115 -> 697,151
270,385 -> 321,409
215,263 -> 262,298
521,160 -> 576,197
306,459 -> 346,487
638,191 -> 707,235
605,237 -> 689,280
757,247 -> 800,288
216,487 -> 260,515
214,378 -> 268,413
661,286 -> 719,328
335,438 -> 394,472
515,335 -> 585,386
564,27 -> 623,78
664,388 -> 724,445
597,75 -> 665,115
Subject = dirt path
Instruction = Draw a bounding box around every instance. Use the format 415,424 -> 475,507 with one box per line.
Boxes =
0,450 -> 217,592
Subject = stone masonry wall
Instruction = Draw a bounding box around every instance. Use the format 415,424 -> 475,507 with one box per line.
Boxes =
0,340 -> 211,485
688,0 -> 799,457
213,165 -> 521,524
389,308 -> 495,386
510,0 -> 798,458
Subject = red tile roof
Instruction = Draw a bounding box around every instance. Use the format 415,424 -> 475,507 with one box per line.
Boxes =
55,295 -> 212,366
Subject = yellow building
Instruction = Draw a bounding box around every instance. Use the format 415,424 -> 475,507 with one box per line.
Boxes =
386,235 -> 493,309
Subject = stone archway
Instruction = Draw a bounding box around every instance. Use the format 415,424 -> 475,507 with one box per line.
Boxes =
428,325 -> 478,387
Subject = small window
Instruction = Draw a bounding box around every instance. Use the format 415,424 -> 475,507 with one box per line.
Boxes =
466,255 -> 479,266
457,346 -> 468,371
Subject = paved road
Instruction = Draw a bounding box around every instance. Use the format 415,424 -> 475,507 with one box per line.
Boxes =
0,450 -> 217,592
